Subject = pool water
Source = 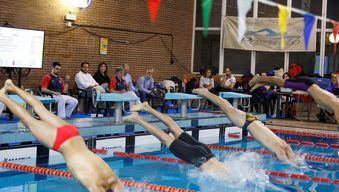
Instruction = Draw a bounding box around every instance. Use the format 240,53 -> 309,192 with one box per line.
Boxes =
0,134 -> 338,192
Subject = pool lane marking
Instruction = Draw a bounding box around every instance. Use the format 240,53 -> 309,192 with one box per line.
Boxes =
207,144 -> 339,164
0,161 -> 195,192
245,136 -> 339,149
268,128 -> 339,139
113,151 -> 339,184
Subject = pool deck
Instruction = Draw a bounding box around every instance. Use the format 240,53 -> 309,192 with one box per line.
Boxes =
266,119 -> 338,132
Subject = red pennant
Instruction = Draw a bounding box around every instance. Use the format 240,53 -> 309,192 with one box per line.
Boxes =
332,21 -> 339,55
148,0 -> 161,23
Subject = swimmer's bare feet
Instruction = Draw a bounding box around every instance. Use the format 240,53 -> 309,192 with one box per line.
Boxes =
249,74 -> 261,87
192,88 -> 210,96
123,112 -> 142,123
3,79 -> 16,93
250,83 -> 265,92
131,102 -> 151,112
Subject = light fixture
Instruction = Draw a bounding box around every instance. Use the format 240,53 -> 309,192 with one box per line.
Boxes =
329,32 -> 339,44
67,0 -> 91,8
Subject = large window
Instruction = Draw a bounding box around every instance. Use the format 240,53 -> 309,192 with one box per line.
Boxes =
192,0 -> 330,76
255,52 -> 284,74
325,33 -> 339,74
292,0 -> 322,28
289,33 -> 321,75
196,0 -> 222,27
193,31 -> 220,73
224,49 -> 251,74
258,0 -> 287,18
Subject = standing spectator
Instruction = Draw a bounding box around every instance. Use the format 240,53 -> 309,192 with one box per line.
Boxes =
220,67 -> 236,90
137,68 -> 155,102
122,64 -> 137,92
110,67 -> 140,108
331,73 -> 339,95
93,62 -> 110,91
199,69 -> 215,92
41,62 -> 78,119
75,62 -> 106,106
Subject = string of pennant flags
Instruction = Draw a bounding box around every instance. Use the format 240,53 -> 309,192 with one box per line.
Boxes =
147,0 -> 339,54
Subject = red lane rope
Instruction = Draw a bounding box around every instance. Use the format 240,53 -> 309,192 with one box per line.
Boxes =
0,161 -> 195,192
113,152 -> 339,185
268,128 -> 339,139
245,136 -> 338,150
206,144 -> 339,164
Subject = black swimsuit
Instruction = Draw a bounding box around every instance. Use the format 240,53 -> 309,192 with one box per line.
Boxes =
169,132 -> 214,167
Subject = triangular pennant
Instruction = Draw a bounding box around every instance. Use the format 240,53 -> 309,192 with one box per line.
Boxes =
332,21 -> 339,55
202,0 -> 213,37
237,0 -> 253,42
278,5 -> 289,49
303,14 -> 315,50
148,0 -> 161,23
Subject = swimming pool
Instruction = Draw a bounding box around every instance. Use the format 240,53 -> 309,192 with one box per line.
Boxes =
0,130 -> 337,192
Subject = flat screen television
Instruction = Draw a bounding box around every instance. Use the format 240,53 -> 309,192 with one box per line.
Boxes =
0,27 -> 44,69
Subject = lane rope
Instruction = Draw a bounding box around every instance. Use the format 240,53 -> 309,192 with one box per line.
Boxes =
0,161 -> 195,192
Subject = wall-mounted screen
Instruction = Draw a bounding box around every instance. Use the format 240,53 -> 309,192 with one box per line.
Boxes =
0,27 -> 44,68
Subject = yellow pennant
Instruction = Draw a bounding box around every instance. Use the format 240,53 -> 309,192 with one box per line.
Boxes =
278,5 -> 289,49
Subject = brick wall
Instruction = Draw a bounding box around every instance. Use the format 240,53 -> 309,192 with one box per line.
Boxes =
0,0 -> 194,89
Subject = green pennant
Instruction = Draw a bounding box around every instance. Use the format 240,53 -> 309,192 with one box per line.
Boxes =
202,0 -> 213,37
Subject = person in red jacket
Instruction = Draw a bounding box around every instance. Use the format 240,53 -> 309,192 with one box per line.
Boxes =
41,62 -> 78,119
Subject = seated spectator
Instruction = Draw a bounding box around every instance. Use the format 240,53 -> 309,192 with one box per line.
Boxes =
220,67 -> 236,91
137,68 -> 155,102
110,67 -> 140,108
75,62 -> 106,106
331,73 -> 339,95
41,62 -> 78,119
122,64 -> 137,92
0,102 -> 4,117
93,62 -> 110,91
199,69 -> 215,93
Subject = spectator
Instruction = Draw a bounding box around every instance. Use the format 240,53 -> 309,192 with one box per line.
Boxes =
199,69 -> 215,92
137,68 -> 155,102
220,67 -> 236,90
75,62 -> 106,106
110,67 -> 140,108
41,62 -> 78,119
331,73 -> 339,95
0,102 -> 4,117
93,62 -> 110,91
122,64 -> 137,92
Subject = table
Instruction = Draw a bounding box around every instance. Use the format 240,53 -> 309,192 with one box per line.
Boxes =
164,93 -> 202,118
9,95 -> 56,110
96,93 -> 139,123
268,90 -> 293,118
218,92 -> 252,108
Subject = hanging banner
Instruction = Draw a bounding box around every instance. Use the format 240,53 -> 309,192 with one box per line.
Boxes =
100,37 -> 108,55
223,16 -> 317,52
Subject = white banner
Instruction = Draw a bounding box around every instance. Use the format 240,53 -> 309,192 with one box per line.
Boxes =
223,16 -> 317,52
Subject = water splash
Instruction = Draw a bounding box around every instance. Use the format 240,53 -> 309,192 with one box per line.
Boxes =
188,152 -> 288,192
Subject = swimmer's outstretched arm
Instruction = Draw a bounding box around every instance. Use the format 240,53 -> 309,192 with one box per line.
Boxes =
193,88 -> 295,163
249,75 -> 285,92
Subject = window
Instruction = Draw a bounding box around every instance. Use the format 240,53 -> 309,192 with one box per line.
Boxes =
196,0 -> 222,27
226,0 -> 253,17
193,30 -> 220,73
255,52 -> 284,74
224,49 -> 251,74
325,33 -> 339,74
292,0 -> 322,28
326,0 -> 339,28
289,33 -> 321,75
258,0 -> 287,18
